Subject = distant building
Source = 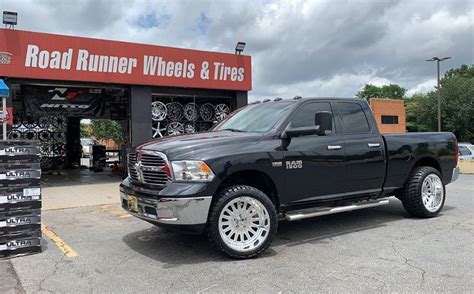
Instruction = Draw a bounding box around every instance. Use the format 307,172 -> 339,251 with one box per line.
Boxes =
369,98 -> 406,134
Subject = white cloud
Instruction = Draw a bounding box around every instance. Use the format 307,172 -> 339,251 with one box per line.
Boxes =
406,79 -> 437,97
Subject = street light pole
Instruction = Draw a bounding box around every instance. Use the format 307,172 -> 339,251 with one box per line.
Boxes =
426,56 -> 451,132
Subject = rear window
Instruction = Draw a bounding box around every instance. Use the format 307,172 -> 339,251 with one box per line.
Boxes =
338,102 -> 371,134
459,146 -> 472,156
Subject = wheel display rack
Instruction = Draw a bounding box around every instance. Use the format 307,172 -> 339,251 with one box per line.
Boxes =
0,141 -> 42,258
8,115 -> 67,171
151,96 -> 232,138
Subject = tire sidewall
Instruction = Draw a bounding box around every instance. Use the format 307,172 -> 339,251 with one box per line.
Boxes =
208,186 -> 278,258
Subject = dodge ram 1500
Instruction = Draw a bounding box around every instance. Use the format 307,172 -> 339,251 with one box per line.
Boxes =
121,97 -> 459,258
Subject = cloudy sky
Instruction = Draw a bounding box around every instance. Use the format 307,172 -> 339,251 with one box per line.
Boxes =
1,0 -> 473,100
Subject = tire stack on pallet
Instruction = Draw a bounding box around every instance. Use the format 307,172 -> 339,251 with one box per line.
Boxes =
0,140 -> 42,258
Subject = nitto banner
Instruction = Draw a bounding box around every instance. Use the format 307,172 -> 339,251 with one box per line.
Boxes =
0,29 -> 252,91
22,85 -> 106,117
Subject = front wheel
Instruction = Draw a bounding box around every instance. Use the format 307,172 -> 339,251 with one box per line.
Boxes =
401,166 -> 446,218
207,185 -> 277,259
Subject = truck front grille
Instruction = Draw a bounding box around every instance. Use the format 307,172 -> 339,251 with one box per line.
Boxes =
128,152 -> 170,186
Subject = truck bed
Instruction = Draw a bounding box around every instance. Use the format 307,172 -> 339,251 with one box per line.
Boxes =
382,132 -> 458,192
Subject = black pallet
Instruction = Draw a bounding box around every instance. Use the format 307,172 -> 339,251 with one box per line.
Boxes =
0,186 -> 41,205
0,179 -> 41,189
0,141 -> 40,163
0,209 -> 41,229
0,225 -> 41,243
0,237 -> 42,258
0,201 -> 42,214
0,167 -> 41,188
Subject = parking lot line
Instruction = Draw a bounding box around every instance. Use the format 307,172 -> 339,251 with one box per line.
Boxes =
41,224 -> 78,257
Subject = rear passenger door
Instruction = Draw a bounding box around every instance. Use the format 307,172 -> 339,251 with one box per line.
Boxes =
337,101 -> 386,195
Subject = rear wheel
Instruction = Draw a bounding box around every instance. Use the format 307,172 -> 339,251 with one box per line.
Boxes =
401,166 -> 446,218
207,185 -> 277,259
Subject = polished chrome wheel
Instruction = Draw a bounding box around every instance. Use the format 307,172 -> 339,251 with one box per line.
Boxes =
151,101 -> 167,121
218,197 -> 270,252
167,122 -> 184,136
215,104 -> 230,121
422,174 -> 444,212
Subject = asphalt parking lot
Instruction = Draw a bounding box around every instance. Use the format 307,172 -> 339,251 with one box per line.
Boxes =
1,175 -> 473,293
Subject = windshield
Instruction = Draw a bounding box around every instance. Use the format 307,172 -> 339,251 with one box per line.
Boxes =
214,101 -> 295,133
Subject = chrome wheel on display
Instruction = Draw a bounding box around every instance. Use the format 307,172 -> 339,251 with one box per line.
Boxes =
166,102 -> 184,121
167,122 -> 184,136
52,132 -> 66,142
218,197 -> 270,253
199,103 -> 214,121
215,104 -> 230,121
8,130 -> 22,140
50,116 -> 67,129
184,123 -> 196,134
40,143 -> 52,156
183,103 -> 198,121
22,130 -> 37,140
151,101 -> 167,121
22,116 -> 37,129
421,174 -> 444,212
53,143 -> 67,156
152,121 -> 167,138
38,130 -> 52,141
37,116 -> 50,129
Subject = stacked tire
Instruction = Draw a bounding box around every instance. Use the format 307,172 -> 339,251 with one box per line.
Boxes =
0,141 -> 42,258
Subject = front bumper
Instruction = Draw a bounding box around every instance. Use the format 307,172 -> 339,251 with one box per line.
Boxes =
450,166 -> 460,183
120,190 -> 212,226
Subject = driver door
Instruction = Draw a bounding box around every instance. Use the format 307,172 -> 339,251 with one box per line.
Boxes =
281,101 -> 347,204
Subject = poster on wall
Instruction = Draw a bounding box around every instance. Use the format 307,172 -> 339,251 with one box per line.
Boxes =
22,85 -> 106,117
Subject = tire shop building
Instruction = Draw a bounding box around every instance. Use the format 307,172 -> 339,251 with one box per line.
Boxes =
0,28 -> 251,172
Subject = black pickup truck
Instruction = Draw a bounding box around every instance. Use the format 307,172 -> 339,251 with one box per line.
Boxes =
120,97 -> 459,258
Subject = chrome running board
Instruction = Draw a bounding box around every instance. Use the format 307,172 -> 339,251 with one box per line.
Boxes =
284,198 -> 390,221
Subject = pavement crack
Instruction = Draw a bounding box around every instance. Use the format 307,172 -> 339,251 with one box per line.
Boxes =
37,255 -> 66,293
391,241 -> 426,289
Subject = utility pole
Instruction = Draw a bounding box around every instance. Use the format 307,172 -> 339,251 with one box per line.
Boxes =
426,56 -> 451,132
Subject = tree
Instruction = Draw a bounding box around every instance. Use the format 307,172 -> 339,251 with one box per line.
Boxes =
80,122 -> 91,137
405,64 -> 474,142
90,119 -> 124,143
356,84 -> 406,100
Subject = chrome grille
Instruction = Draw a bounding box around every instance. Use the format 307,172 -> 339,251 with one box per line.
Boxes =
128,153 -> 139,181
128,152 -> 169,186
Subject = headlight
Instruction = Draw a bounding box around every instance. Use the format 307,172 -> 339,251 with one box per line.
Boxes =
171,160 -> 215,182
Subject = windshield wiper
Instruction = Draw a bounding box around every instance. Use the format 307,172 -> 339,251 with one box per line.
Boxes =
220,128 -> 247,132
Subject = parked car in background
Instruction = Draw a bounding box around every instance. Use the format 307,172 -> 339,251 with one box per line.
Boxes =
458,143 -> 474,160
80,138 -> 97,157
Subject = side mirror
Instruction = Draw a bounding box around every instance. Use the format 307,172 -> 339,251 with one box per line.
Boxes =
282,126 -> 321,139
315,111 -> 332,136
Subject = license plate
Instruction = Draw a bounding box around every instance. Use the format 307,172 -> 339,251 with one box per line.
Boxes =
127,196 -> 139,212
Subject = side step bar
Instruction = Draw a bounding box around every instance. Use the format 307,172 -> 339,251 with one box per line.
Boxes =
284,198 -> 390,221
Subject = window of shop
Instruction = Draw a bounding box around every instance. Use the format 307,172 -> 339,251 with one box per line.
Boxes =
381,115 -> 399,124
150,94 -> 233,138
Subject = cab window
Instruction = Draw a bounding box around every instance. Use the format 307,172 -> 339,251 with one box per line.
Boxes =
338,102 -> 371,134
288,102 -> 334,134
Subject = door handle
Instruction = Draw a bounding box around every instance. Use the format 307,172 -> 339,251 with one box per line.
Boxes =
368,143 -> 381,148
327,145 -> 342,150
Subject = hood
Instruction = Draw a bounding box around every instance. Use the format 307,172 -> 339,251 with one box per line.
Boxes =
136,131 -> 263,160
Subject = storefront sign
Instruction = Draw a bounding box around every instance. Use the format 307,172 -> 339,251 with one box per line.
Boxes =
22,85 -> 106,117
0,29 -> 252,91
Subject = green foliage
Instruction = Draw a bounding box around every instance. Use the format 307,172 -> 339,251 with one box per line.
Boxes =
90,119 -> 124,143
356,84 -> 406,100
405,64 -> 474,141
80,122 -> 91,138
